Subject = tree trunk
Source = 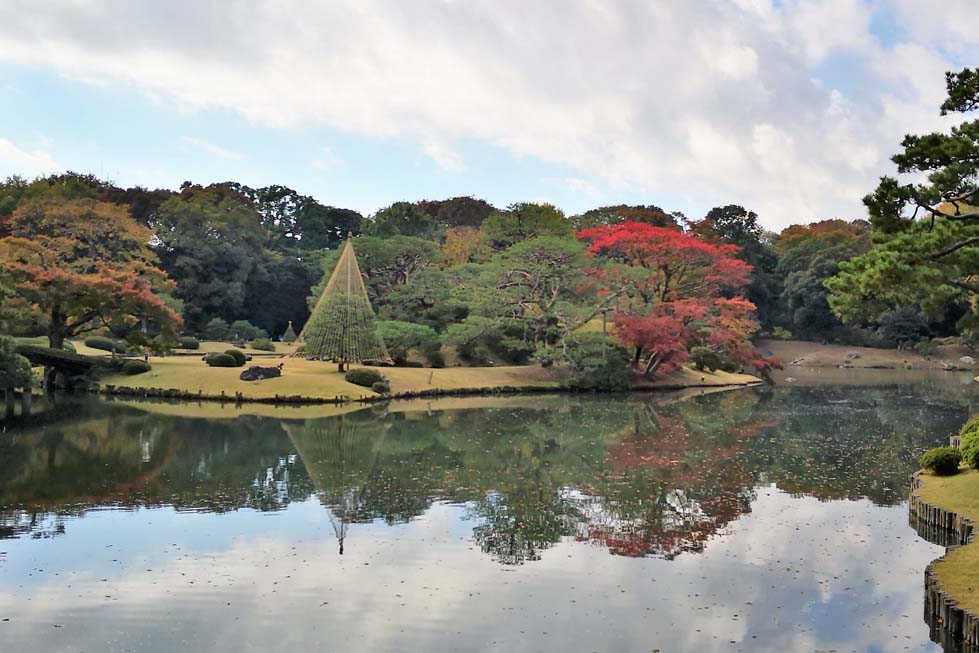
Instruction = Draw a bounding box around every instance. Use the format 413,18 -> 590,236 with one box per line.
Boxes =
48,308 -> 67,350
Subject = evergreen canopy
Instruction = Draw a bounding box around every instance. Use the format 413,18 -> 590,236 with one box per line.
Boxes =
297,237 -> 388,362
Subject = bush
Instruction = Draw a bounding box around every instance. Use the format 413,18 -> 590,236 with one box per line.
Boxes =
282,321 -> 298,343
690,346 -> 724,372
371,381 -> 390,394
425,350 -> 446,368
959,416 -> 979,468
85,335 -> 127,354
203,317 -> 230,341
121,359 -> 152,375
206,353 -> 238,368
880,307 -> 930,346
250,338 -> 275,352
771,326 -> 793,341
345,368 -> 385,388
545,333 -> 632,391
920,446 -> 963,476
178,336 -> 200,350
224,349 -> 247,367
374,320 -> 439,365
914,339 -> 938,358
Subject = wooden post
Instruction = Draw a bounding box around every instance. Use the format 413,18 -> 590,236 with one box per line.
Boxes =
20,389 -> 32,417
3,389 -> 14,419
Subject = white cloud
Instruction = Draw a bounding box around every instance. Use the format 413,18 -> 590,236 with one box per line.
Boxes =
422,140 -> 465,173
312,146 -> 344,171
180,136 -> 242,161
0,1 -> 975,228
0,137 -> 60,176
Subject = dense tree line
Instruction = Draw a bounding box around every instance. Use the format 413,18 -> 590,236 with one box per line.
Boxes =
6,71 -> 977,382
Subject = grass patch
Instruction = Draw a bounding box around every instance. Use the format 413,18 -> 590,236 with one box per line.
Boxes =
917,470 -> 979,615
98,357 -> 568,400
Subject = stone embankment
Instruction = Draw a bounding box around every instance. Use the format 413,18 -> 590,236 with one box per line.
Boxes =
909,473 -> 979,651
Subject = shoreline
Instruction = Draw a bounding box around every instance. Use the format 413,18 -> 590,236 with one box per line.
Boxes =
909,471 -> 979,649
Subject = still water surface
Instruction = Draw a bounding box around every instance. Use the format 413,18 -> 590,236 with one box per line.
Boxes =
1,370 -> 976,652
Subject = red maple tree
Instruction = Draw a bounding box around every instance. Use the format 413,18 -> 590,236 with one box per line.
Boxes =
577,221 -> 777,376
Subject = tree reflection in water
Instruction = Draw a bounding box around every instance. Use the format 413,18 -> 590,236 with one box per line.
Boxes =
0,384 -> 969,565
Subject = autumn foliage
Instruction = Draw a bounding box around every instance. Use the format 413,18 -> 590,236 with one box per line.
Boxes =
0,196 -> 181,348
577,221 -> 777,377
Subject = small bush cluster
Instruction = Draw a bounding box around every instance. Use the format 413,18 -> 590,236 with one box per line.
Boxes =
345,368 -> 384,388
177,336 -> 200,350
205,353 -> 238,368
224,349 -> 247,366
121,359 -> 152,375
85,335 -> 127,354
371,380 -> 390,394
250,338 -> 275,352
920,446 -> 962,475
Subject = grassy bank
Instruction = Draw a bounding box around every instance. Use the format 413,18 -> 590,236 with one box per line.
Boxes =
916,470 -> 979,614
96,353 -> 760,404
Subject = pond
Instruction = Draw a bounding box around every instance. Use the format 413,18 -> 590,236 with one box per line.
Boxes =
1,370 -> 976,652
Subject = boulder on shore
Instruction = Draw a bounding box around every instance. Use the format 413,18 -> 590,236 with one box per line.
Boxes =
959,355 -> 975,366
240,365 -> 282,382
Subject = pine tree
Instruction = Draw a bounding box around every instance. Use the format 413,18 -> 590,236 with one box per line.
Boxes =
296,237 -> 388,366
282,320 -> 297,343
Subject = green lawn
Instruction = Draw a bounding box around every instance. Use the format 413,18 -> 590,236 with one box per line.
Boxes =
917,470 -> 979,614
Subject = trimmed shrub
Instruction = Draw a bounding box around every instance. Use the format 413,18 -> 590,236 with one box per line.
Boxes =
206,353 -> 238,368
371,381 -> 390,394
914,340 -> 938,358
771,326 -> 793,341
0,336 -> 33,389
426,350 -> 446,368
250,338 -> 275,352
85,336 -> 126,354
960,416 -> 979,468
345,368 -> 384,388
282,321 -> 298,343
224,349 -> 247,367
920,446 -> 963,476
121,359 -> 151,375
178,336 -> 200,350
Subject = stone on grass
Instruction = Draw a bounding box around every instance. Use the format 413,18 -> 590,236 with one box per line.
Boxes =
240,365 -> 282,382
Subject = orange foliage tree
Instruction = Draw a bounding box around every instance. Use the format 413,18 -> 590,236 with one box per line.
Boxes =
577,221 -> 778,377
0,196 -> 181,349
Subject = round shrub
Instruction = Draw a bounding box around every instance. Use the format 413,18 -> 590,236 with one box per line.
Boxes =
345,368 -> 384,388
206,353 -> 238,368
920,446 -> 963,476
121,359 -> 151,375
959,416 -> 979,468
177,336 -> 200,350
85,335 -> 126,354
250,338 -> 275,352
371,381 -> 390,394
224,349 -> 247,367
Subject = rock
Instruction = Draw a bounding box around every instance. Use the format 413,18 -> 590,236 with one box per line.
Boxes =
790,358 -> 806,365
960,355 -> 975,366
942,361 -> 959,371
845,351 -> 861,360
239,365 -> 282,382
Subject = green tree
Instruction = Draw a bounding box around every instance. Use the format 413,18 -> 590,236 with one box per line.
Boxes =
366,202 -> 437,240
480,202 -> 574,249
0,335 -> 32,389
827,68 -> 979,331
418,196 -> 495,230
374,320 -> 440,364
154,184 -> 266,330
203,317 -> 230,341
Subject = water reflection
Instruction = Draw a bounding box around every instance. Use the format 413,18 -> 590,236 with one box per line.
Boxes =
0,375 -> 972,651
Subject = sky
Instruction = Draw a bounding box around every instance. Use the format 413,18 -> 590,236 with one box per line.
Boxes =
0,0 -> 976,230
